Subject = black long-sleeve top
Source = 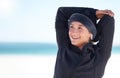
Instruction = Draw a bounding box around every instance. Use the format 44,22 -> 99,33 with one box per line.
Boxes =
54,7 -> 115,78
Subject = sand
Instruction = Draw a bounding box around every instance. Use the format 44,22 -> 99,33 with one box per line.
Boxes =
0,54 -> 120,78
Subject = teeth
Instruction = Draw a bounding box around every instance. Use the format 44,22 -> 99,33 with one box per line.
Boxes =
72,36 -> 78,39
73,38 -> 78,39
72,36 -> 80,39
72,37 -> 79,39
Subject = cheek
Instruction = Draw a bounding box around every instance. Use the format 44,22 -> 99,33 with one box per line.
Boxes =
81,33 -> 90,41
68,31 -> 73,40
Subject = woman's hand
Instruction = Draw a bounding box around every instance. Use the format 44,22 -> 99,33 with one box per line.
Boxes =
96,9 -> 114,19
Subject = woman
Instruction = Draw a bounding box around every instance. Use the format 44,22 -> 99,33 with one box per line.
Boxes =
54,7 -> 114,78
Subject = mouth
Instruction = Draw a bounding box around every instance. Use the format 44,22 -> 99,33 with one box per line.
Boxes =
71,36 -> 80,41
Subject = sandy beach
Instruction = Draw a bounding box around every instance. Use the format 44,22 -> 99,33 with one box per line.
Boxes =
0,54 -> 120,78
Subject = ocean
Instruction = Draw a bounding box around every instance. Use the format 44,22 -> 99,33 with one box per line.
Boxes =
0,42 -> 119,54
0,43 -> 58,55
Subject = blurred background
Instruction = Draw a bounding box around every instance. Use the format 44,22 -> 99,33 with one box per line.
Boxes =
0,0 -> 120,78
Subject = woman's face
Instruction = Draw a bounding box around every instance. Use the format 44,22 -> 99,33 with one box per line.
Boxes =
69,21 -> 92,48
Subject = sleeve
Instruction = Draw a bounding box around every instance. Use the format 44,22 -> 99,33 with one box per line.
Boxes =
97,15 -> 115,60
55,7 -> 98,48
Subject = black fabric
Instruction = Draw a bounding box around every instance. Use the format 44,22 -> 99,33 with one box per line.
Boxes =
54,7 -> 115,78
68,13 -> 97,39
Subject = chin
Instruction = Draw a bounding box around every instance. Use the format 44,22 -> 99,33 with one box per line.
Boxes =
71,41 -> 86,47
71,42 -> 80,47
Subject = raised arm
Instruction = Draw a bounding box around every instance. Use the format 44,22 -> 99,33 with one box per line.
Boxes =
97,15 -> 115,60
55,7 -> 97,48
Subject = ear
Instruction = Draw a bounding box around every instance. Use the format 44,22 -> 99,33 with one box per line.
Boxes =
90,34 -> 93,40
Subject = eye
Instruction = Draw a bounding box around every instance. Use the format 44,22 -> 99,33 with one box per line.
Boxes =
78,26 -> 82,29
69,25 -> 73,28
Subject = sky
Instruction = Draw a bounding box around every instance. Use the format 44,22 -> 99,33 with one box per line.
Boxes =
0,0 -> 120,46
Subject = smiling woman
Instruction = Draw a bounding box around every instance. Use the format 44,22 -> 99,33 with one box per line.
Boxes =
54,7 -> 115,78
69,21 -> 92,49
68,13 -> 96,49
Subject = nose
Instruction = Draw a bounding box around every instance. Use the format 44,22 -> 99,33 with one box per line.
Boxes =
71,29 -> 81,36
73,29 -> 78,33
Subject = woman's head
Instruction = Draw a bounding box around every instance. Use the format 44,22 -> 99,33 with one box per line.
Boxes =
68,13 -> 97,49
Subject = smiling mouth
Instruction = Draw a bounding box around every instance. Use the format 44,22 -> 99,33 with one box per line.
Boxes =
71,37 -> 80,41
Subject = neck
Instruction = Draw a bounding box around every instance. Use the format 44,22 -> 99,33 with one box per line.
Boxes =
78,43 -> 86,50
79,46 -> 83,50
78,42 -> 90,50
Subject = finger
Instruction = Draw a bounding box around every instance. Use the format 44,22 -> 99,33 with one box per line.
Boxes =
100,10 -> 109,15
107,10 -> 114,17
104,9 -> 110,14
109,10 -> 114,17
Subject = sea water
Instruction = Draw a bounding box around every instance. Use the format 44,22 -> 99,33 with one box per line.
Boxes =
0,43 -> 58,55
0,42 -> 119,54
